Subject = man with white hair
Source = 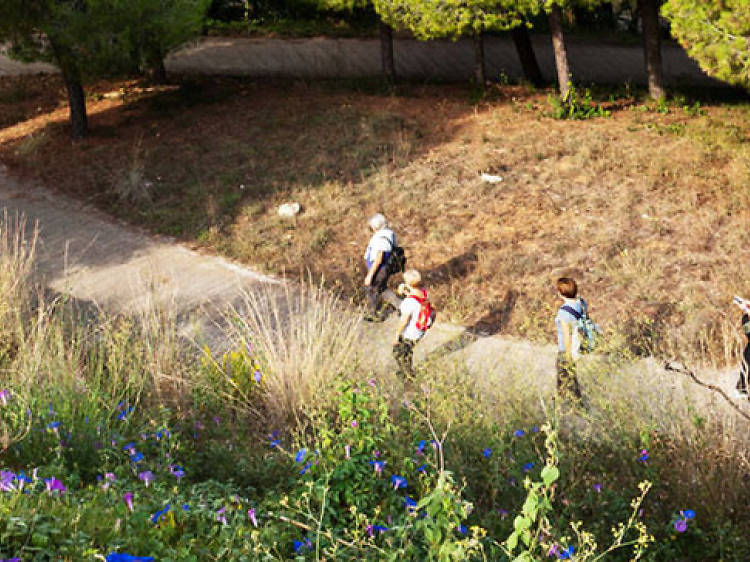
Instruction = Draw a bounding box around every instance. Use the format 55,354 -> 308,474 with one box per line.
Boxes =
363,213 -> 397,321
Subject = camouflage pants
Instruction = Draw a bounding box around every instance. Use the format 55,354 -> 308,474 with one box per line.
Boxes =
556,352 -> 582,399
393,337 -> 417,379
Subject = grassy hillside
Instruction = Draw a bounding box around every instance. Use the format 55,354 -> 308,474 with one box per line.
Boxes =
2,75 -> 750,364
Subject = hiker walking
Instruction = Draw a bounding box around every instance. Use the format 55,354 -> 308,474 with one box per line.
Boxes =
393,270 -> 435,379
733,296 -> 750,398
554,277 -> 585,399
363,213 -> 400,321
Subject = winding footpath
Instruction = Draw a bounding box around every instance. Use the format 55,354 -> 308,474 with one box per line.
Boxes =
1,164 -> 743,427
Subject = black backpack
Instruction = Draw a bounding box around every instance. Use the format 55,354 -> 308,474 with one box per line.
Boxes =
388,245 -> 407,274
377,234 -> 406,274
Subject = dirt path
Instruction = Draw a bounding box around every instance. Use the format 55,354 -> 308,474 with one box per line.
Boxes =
1,36 -> 717,86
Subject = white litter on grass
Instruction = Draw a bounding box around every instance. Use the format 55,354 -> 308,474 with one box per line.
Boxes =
278,202 -> 301,218
480,173 -> 503,184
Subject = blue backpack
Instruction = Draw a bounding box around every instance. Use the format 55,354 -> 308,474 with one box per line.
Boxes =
561,299 -> 601,354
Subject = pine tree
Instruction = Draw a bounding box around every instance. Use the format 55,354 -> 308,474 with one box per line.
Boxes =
0,0 -> 210,138
662,0 -> 750,89
374,0 -> 536,86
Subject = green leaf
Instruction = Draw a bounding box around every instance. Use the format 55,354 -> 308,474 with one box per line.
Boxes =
541,465 -> 560,486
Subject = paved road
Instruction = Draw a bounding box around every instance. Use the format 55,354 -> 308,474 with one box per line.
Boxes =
1,35 -> 718,87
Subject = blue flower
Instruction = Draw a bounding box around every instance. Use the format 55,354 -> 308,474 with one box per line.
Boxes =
416,464 -> 427,473
682,509 -> 695,520
130,452 -> 144,463
182,504 -> 190,511
47,421 -> 60,430
117,406 -> 134,421
483,448 -> 492,459
523,462 -> 534,472
513,429 -> 525,438
150,503 -> 171,524
457,525 -> 467,534
122,442 -> 136,452
293,537 -> 313,552
300,463 -> 312,475
638,449 -> 649,462
295,448 -> 307,463
531,425 -> 540,433
403,496 -> 417,510
416,440 -> 426,453
269,439 -> 281,448
391,475 -> 407,489
369,460 -> 386,475
105,554 -> 155,562
558,545 -> 574,559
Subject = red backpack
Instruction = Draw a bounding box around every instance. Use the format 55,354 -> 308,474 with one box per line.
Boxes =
409,289 -> 436,332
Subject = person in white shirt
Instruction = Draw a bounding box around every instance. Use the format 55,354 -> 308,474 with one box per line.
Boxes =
363,213 -> 397,321
393,269 -> 433,378
555,277 -> 583,399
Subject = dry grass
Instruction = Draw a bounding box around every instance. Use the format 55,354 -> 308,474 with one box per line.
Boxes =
225,277 -> 363,424
1,75 -> 750,363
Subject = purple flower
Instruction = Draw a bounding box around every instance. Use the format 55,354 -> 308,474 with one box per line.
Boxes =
138,471 -> 155,487
483,448 -> 492,459
44,477 -> 66,494
0,389 -> 11,405
295,448 -> 307,463
638,449 -> 649,462
514,429 -> 525,438
0,471 -> 16,492
213,416 -> 221,426
391,475 -> 407,489
151,503 -> 170,524
548,544 -> 561,557
368,378 -> 376,387
498,508 -> 509,519
253,369 -> 262,383
351,420 -> 358,428
344,444 -> 351,459
681,509 -> 695,520
194,421 -> 204,431
674,519 -> 687,533
593,483 -> 602,493
169,465 -> 185,480
248,508 -> 258,527
216,506 -> 227,525
531,425 -> 540,433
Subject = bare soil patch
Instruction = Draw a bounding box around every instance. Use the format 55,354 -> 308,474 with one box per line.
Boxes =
2,75 -> 749,363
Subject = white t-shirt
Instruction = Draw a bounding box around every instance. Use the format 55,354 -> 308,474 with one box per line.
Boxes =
400,295 -> 426,341
364,228 -> 396,267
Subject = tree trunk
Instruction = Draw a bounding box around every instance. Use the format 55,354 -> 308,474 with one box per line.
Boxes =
511,25 -> 543,87
473,31 -> 486,86
378,20 -> 395,83
638,0 -> 665,99
149,54 -> 168,84
62,72 -> 88,139
548,4 -> 572,99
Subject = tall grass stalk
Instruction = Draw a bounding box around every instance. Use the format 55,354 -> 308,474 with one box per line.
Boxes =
225,277 -> 362,423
